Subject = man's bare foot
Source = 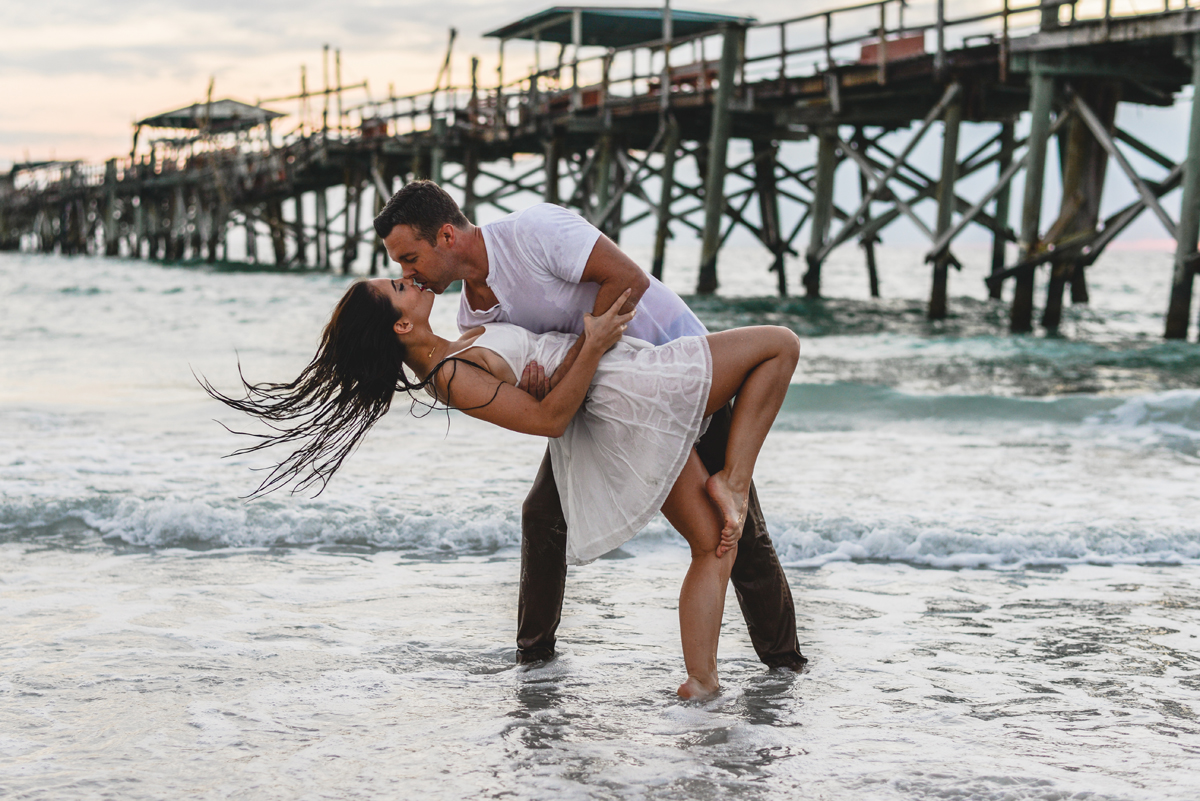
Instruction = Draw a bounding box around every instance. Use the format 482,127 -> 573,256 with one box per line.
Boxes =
677,675 -> 720,701
705,471 -> 748,548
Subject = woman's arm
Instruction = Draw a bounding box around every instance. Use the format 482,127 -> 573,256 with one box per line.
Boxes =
434,290 -> 634,437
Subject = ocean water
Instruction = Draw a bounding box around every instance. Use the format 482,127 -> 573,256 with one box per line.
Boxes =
2,247 -> 1199,799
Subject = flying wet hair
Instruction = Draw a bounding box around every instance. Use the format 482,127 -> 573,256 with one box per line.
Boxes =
199,280 -> 496,498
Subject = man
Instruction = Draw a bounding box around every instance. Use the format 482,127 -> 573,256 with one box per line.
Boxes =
375,180 -> 806,671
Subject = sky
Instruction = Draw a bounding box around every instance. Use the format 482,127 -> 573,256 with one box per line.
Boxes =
0,0 -> 810,166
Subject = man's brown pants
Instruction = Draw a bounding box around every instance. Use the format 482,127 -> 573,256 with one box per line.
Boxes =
516,403 -> 807,668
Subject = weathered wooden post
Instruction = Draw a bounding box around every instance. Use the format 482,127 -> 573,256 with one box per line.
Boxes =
609,147 -> 627,244
196,191 -> 209,260
134,197 -> 147,259
1042,83 -> 1116,332
144,194 -> 159,259
543,136 -> 561,205
804,128 -> 839,298
929,89 -> 962,320
292,191 -> 307,266
989,121 -> 1015,299
1165,34 -> 1200,339
752,138 -> 787,296
0,212 -> 12,253
205,194 -> 225,263
464,55 -> 481,220
851,128 -> 881,298
103,159 -> 119,256
410,141 -> 427,181
370,166 -> 386,276
37,207 -> 54,253
158,193 -> 170,259
369,154 -> 389,275
0,170 -> 16,251
190,190 -> 204,259
171,185 -> 187,260
594,133 -> 614,228
76,197 -> 87,254
462,143 -> 479,222
266,198 -> 287,267
244,211 -> 258,263
59,199 -> 73,255
697,24 -> 740,294
73,197 -> 86,255
315,189 -> 329,268
156,194 -> 169,260
1012,65 -> 1055,333
341,174 -> 361,274
430,117 -> 446,185
132,192 -> 145,259
651,117 -> 680,281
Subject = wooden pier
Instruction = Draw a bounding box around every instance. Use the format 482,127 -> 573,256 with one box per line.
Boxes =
4,1 -> 1200,338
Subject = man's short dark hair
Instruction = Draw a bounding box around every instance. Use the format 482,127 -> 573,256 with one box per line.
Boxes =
373,180 -> 469,244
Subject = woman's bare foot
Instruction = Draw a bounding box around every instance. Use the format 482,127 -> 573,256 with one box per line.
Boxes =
677,675 -> 720,701
705,470 -> 748,554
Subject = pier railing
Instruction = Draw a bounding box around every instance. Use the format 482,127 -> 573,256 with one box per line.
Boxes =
341,0 -> 1197,141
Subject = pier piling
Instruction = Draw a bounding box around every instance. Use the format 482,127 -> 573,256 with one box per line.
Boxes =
1165,34 -> 1200,339
1013,67 -> 1055,333
989,123 -> 1015,300
697,25 -> 739,295
804,129 -> 838,298
929,90 -> 962,321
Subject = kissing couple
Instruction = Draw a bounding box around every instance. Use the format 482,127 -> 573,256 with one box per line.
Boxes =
207,180 -> 808,698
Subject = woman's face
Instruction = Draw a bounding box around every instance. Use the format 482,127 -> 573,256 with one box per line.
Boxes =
369,277 -> 434,327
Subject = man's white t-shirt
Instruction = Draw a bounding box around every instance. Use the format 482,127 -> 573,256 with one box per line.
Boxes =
456,204 -> 706,345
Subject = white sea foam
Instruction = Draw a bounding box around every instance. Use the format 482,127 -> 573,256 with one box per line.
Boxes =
3,486 -> 1197,568
1083,389 -> 1200,456
2,252 -> 1199,564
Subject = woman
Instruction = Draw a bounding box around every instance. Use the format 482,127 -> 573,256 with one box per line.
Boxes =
206,277 -> 800,699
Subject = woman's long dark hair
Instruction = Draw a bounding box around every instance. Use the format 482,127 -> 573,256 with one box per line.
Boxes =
200,280 -> 432,498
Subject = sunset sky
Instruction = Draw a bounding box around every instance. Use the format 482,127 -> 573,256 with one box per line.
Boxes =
1,0 -> 809,166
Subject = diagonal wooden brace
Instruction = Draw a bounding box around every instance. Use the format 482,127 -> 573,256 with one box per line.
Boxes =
835,132 -> 935,242
815,82 -> 962,262
925,111 -> 1072,262
1072,91 -> 1177,239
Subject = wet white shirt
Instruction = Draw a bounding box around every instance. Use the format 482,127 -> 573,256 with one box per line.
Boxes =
456,204 -> 706,345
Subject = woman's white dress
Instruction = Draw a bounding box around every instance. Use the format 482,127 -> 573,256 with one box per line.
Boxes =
446,323 -> 712,565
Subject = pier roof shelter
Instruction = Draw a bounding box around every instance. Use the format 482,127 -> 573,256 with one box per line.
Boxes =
136,99 -> 284,133
483,6 -> 755,48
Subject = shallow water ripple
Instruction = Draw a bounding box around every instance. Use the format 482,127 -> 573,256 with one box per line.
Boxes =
2,547 -> 1198,800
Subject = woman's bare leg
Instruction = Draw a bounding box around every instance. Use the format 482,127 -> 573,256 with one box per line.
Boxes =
660,449 -> 736,700
702,326 -> 801,554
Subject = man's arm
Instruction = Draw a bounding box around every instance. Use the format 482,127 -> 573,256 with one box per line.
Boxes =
542,236 -> 649,390
580,235 -> 651,318
523,233 -> 650,398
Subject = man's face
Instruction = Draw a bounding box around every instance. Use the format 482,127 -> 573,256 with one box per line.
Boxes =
383,224 -> 458,295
